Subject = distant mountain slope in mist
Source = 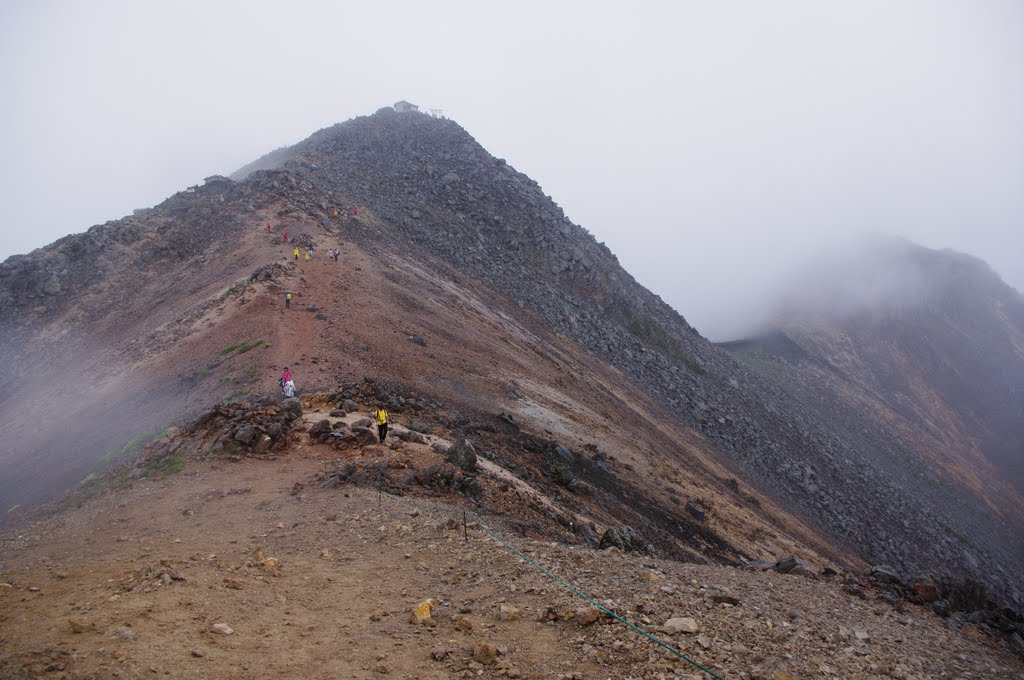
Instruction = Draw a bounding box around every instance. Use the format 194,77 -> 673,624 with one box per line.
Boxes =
730,242 -> 1024,492
1,107 -> 1022,609
725,241 -> 1024,593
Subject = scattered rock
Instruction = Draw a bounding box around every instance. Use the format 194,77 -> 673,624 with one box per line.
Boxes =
473,642 -> 498,665
663,617 -> 700,634
210,622 -> 234,635
68,618 -> 91,634
112,626 -> 136,640
498,604 -> 521,621
575,606 -> 604,625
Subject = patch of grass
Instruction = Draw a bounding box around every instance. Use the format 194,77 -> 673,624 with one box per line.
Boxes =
236,340 -> 264,354
149,454 -> 185,478
98,428 -> 168,466
195,368 -> 210,382
219,339 -> 264,356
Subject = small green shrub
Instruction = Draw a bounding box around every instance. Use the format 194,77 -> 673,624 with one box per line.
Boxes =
219,339 -> 264,356
219,342 -> 243,356
236,340 -> 264,354
151,455 -> 185,478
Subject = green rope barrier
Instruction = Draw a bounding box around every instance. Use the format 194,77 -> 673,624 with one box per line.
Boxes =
469,511 -> 726,680
367,484 -> 726,680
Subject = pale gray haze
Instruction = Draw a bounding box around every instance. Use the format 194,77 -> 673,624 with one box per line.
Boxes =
1,1 -> 1021,339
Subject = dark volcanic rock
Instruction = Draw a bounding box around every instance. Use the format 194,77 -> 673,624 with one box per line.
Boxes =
444,438 -> 477,472
280,398 -> 303,420
599,526 -> 649,553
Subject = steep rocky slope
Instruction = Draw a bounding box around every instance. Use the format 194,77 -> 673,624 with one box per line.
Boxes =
723,242 -> 1024,594
1,106 -> 1021,613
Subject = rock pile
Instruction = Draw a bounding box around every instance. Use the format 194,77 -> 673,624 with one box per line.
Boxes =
176,398 -> 303,458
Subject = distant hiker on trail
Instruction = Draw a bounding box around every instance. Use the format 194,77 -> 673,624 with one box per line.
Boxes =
283,379 -> 296,397
307,245 -> 314,258
285,291 -> 292,309
294,247 -> 300,260
266,222 -> 271,234
283,230 -> 288,243
279,367 -> 292,389
304,251 -> 310,262
374,405 -> 389,443
354,206 -> 359,216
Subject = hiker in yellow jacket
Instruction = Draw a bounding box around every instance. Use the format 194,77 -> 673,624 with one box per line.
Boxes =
293,247 -> 299,260
374,405 -> 389,443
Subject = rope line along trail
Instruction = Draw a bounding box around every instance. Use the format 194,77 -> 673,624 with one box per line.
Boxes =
370,487 -> 726,680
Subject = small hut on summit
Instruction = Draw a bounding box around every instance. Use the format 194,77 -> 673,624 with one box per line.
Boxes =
394,100 -> 419,113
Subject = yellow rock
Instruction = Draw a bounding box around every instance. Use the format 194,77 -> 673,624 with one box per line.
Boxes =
412,598 -> 438,625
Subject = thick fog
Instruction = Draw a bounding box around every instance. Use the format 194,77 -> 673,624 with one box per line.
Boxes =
1,1 -> 1021,339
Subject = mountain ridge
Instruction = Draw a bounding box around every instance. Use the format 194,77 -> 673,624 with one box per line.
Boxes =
1,106 -> 1022,610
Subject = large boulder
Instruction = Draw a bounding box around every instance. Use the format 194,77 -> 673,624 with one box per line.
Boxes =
598,526 -> 648,553
280,398 -> 303,421
308,419 -> 333,443
348,427 -> 378,447
444,438 -> 477,472
407,419 -> 431,434
233,425 -> 256,445
399,429 -> 427,444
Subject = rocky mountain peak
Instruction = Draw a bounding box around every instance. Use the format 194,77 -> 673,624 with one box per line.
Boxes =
1,108 -> 1022,618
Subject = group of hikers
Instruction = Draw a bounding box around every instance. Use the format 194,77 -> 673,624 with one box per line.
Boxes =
277,367 -> 390,443
267,217 -> 391,441
287,242 -> 341,264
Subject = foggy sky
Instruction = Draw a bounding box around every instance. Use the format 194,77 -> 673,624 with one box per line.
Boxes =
2,1 -> 1021,340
